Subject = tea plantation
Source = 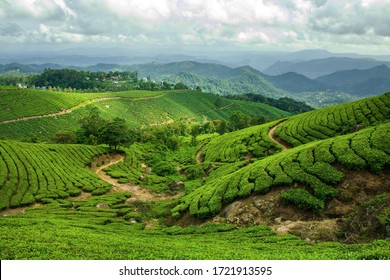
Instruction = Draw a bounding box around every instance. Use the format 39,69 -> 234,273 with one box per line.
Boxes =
0,141 -> 109,209
172,122 -> 390,218
0,87 -> 389,260
0,88 -> 289,141
274,92 -> 390,146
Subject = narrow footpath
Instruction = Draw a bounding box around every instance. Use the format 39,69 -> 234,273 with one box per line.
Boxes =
93,154 -> 182,203
267,121 -> 291,151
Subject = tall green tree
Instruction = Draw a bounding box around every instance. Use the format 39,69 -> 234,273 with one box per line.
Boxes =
230,110 -> 250,130
98,117 -> 132,150
77,106 -> 106,145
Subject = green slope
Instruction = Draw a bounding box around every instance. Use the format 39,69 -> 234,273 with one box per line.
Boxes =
1,87 -> 389,260
275,92 -> 390,146
173,122 -> 390,218
1,210 -> 389,259
0,88 -> 161,122
201,121 -> 282,163
0,89 -> 289,141
0,141 -> 108,209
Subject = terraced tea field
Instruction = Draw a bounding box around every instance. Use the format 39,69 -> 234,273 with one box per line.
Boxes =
1,209 -> 389,259
0,88 -> 289,141
0,141 -> 109,209
173,122 -> 390,218
274,92 -> 390,146
0,88 -> 389,260
201,120 -> 283,162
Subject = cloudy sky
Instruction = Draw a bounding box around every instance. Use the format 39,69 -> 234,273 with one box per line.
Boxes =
1,0 -> 390,55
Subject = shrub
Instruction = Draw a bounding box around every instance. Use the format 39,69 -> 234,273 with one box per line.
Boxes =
281,189 -> 325,212
153,161 -> 176,176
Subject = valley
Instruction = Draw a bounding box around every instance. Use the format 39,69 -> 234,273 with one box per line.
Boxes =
0,86 -> 389,260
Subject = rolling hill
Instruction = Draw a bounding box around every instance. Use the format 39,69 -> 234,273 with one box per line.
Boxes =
170,92 -> 389,242
315,65 -> 390,97
0,88 -> 289,142
264,57 -> 390,78
5,60 -> 390,107
172,122 -> 390,218
0,86 -> 389,260
274,92 -> 390,146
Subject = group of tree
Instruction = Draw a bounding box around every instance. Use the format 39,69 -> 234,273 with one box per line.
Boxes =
225,93 -> 313,114
50,106 -> 264,151
28,69 -> 137,91
50,106 -> 134,150
23,69 -> 188,92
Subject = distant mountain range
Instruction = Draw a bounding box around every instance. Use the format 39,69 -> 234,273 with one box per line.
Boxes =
315,64 -> 390,97
124,61 -> 390,98
1,60 -> 390,106
264,57 -> 390,78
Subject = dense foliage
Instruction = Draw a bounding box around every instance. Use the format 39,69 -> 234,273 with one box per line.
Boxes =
27,69 -> 188,92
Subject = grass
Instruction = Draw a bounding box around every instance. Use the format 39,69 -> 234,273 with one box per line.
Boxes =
1,197 -> 389,260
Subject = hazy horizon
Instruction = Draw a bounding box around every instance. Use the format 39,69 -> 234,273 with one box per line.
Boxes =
1,0 -> 390,58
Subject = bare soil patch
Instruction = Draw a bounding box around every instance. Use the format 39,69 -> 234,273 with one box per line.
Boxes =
212,168 -> 389,242
91,153 -> 183,203
0,203 -> 42,216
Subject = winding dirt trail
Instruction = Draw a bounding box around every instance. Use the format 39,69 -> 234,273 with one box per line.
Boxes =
267,121 -> 291,151
0,94 -> 166,125
93,154 -> 182,203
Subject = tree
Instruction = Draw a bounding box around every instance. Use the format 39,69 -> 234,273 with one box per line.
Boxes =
230,110 -> 250,130
77,106 -> 106,145
174,82 -> 188,90
98,117 -> 132,150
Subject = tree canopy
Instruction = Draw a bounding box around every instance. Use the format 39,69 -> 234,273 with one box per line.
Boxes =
98,117 -> 132,150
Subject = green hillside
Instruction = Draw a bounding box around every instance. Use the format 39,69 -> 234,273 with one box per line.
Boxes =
0,88 -> 289,141
172,122 -> 390,218
275,92 -> 390,146
0,88 -> 161,122
201,121 -> 282,163
0,141 -> 108,209
0,87 -> 389,260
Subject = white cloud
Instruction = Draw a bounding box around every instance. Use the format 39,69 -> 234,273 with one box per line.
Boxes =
309,0 -> 390,37
0,0 -> 389,53
236,29 -> 271,44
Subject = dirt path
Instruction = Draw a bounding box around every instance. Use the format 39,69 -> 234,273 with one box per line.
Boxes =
93,154 -> 182,203
195,103 -> 235,115
267,121 -> 291,151
0,94 -> 166,125
141,118 -> 174,128
0,203 -> 42,216
195,148 -> 204,164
